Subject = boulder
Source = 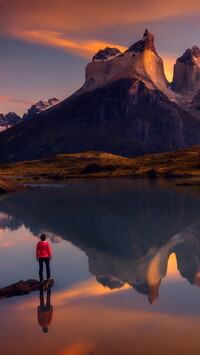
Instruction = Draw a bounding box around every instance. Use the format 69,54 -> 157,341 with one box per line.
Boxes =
0,279 -> 54,299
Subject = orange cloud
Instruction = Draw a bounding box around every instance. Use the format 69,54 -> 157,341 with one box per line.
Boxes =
0,96 -> 34,105
21,277 -> 131,310
6,274 -> 200,355
2,0 -> 200,61
7,29 -> 178,81
57,341 -> 96,355
2,0 -> 200,33
9,29 -> 127,59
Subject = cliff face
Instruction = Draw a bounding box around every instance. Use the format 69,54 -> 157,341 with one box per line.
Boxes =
80,30 -> 169,97
1,77 -> 200,163
171,46 -> 200,93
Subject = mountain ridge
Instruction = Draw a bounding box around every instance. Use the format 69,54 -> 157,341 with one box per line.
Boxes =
0,98 -> 60,131
0,30 -> 200,163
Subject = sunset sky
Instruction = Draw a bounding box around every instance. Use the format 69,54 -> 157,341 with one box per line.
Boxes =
1,0 -> 200,115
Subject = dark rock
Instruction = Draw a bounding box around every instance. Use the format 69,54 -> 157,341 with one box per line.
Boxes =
92,47 -> 122,61
126,29 -> 157,55
147,169 -> 162,178
81,164 -> 103,174
96,275 -> 125,289
22,98 -> 60,120
81,164 -> 115,174
0,112 -> 21,129
177,46 -> 200,65
0,279 -> 54,299
0,178 -> 30,193
191,90 -> 200,111
176,183 -> 194,186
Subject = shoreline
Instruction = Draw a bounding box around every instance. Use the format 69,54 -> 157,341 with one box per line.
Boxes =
0,146 -> 200,184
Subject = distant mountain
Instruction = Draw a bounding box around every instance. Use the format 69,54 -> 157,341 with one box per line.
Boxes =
0,30 -> 200,163
171,46 -> 200,118
172,46 -> 200,93
22,98 -> 60,120
0,112 -> 21,132
0,98 -> 60,132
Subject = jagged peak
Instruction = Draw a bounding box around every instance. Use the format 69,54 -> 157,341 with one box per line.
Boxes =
96,275 -> 125,289
177,45 -> 200,65
22,97 -> 60,120
34,98 -> 60,109
92,47 -> 122,62
48,98 -> 60,104
126,29 -> 157,55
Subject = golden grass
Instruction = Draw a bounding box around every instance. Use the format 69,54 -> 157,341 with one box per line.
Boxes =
0,146 -> 200,181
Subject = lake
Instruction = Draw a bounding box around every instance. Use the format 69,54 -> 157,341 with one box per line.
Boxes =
1,178 -> 200,355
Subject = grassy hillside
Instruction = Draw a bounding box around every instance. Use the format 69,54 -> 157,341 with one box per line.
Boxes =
0,146 -> 200,181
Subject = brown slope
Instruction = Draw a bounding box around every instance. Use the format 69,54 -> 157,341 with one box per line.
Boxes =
0,145 -> 200,179
0,78 -> 200,163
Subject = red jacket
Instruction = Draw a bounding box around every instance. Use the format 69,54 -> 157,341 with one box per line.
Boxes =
36,241 -> 52,259
38,307 -> 53,327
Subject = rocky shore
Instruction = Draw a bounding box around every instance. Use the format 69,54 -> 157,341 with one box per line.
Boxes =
0,178 -> 30,193
0,279 -> 54,299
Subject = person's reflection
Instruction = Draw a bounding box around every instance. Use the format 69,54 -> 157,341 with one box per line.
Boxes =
37,289 -> 53,333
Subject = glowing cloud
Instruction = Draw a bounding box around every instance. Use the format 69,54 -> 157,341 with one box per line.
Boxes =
2,0 -> 200,34
8,29 -> 127,60
0,96 -> 34,105
2,0 -> 200,62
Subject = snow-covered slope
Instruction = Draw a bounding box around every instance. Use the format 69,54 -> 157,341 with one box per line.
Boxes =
0,98 -> 60,131
0,112 -> 21,131
22,98 -> 60,120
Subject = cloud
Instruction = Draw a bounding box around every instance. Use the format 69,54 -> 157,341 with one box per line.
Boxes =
8,29 -> 177,80
1,1 -> 200,90
8,29 -> 127,59
2,0 -> 200,34
0,96 -> 34,105
2,0 -> 200,52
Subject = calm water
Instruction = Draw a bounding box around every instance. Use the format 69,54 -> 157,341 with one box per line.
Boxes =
1,179 -> 200,355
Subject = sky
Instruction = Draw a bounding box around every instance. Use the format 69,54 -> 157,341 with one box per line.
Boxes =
1,0 -> 200,115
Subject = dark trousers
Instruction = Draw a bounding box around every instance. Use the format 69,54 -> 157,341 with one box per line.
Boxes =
39,289 -> 51,311
39,257 -> 50,281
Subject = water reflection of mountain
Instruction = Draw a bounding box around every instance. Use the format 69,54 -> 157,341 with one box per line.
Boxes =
0,181 -> 200,301
0,212 -> 22,231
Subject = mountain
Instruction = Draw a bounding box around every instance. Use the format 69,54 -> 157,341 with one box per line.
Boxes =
171,46 -> 200,93
170,46 -> 200,118
0,98 -> 60,133
22,98 -> 60,120
0,112 -> 21,132
77,29 -> 169,98
0,30 -> 200,163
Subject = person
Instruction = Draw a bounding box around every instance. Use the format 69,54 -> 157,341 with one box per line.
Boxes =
37,289 -> 53,333
36,234 -> 52,282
